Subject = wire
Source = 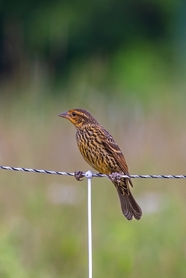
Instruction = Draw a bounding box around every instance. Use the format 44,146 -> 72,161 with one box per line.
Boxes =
0,165 -> 186,179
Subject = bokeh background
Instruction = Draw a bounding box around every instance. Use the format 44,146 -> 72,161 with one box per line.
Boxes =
0,0 -> 186,277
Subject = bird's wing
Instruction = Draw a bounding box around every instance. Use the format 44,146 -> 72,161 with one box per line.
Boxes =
101,128 -> 133,187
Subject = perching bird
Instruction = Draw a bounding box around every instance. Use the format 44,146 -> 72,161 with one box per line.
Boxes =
59,109 -> 142,220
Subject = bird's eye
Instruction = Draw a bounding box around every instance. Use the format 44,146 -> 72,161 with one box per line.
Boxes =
72,112 -> 76,117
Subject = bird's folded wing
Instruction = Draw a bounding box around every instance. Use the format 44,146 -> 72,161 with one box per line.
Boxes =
102,130 -> 133,187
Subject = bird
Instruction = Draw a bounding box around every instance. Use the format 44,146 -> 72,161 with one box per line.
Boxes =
59,108 -> 142,220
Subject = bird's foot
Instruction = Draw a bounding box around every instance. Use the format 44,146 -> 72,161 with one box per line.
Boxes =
74,171 -> 84,181
109,172 -> 121,183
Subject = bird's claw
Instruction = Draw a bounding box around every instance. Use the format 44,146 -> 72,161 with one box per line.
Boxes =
109,172 -> 121,183
74,171 -> 84,181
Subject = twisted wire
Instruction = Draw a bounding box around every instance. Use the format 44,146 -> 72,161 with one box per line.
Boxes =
0,165 -> 186,179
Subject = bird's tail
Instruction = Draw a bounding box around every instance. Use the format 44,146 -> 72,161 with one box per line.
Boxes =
115,183 -> 142,220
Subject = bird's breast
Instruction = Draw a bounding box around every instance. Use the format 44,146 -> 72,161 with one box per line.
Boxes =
76,127 -> 119,174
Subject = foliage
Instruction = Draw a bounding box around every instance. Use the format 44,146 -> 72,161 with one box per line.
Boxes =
0,0 -> 184,94
0,1 -> 186,277
0,93 -> 186,277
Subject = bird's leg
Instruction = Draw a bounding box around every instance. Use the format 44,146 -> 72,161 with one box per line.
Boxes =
109,172 -> 121,184
74,170 -> 84,181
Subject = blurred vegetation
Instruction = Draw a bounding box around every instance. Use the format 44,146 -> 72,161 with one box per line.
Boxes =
0,0 -> 186,277
0,0 -> 185,94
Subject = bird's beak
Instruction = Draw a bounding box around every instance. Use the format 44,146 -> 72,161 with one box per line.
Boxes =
58,111 -> 69,119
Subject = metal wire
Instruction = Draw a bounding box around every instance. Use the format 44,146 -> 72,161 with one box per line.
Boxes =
0,165 -> 186,179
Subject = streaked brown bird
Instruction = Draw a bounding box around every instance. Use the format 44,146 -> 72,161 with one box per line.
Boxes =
59,108 -> 142,220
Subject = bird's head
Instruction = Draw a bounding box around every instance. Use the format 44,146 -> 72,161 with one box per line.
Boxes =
59,108 -> 98,128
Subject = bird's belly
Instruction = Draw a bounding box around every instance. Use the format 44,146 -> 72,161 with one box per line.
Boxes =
78,143 -> 118,174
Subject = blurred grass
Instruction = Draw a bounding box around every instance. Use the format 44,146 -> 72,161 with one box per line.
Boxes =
0,82 -> 186,277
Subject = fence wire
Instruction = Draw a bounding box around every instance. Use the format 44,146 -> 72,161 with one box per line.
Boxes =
0,165 -> 186,179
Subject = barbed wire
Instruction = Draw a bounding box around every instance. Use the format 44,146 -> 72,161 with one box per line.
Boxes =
0,165 -> 186,179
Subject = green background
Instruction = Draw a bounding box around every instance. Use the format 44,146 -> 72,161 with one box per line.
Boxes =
0,0 -> 186,277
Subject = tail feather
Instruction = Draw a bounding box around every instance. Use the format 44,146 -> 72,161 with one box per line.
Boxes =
117,187 -> 142,220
